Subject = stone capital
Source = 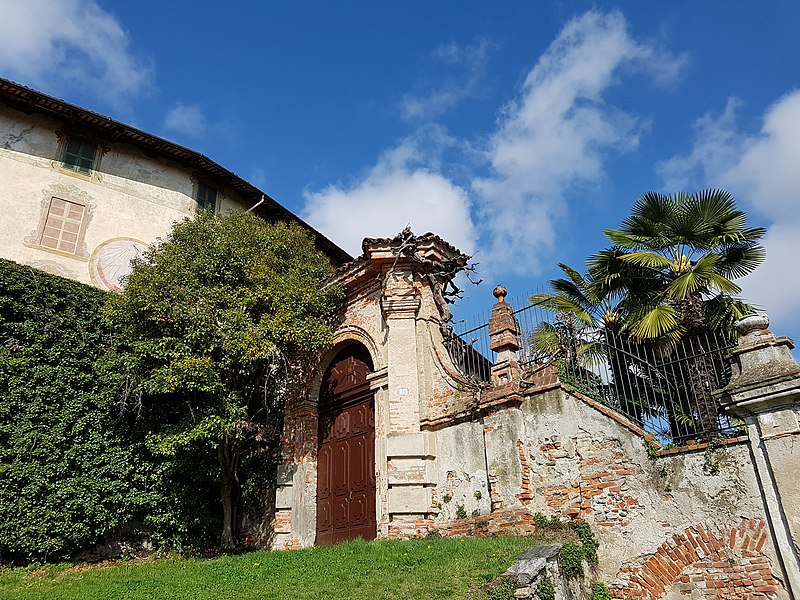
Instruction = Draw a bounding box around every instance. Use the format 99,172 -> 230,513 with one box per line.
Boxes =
717,315 -> 800,416
381,294 -> 421,319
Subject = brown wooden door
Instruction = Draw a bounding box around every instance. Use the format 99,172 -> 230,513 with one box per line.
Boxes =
316,346 -> 376,546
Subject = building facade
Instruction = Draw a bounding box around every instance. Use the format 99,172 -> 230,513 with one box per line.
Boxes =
0,78 -> 349,291
3,79 -> 799,598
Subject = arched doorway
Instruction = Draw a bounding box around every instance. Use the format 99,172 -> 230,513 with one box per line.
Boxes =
316,344 -> 376,546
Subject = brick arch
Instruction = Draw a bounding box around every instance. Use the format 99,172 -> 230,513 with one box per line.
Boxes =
614,518 -> 781,599
306,326 -> 381,404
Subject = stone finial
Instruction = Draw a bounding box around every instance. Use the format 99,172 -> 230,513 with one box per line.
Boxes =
735,314 -> 770,338
489,286 -> 521,386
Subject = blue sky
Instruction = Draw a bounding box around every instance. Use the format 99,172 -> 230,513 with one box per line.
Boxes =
2,1 -> 799,346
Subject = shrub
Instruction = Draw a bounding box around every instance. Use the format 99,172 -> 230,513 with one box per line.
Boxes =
591,582 -> 611,600
536,573 -> 556,600
558,541 -> 585,578
572,520 -> 599,565
487,577 -> 515,600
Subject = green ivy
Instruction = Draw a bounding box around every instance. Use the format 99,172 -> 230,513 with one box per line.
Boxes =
558,541 -> 585,579
0,260 -> 218,563
536,573 -> 555,600
572,521 -> 599,565
486,578 -> 515,600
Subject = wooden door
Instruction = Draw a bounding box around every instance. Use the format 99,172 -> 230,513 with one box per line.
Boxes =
316,346 -> 376,546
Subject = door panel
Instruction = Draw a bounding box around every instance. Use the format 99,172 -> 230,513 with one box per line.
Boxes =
316,347 -> 376,546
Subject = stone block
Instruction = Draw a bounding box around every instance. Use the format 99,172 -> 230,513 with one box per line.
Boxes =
276,465 -> 295,486
388,457 -> 436,485
388,486 -> 431,514
387,432 -> 436,459
507,557 -> 547,585
275,484 -> 294,510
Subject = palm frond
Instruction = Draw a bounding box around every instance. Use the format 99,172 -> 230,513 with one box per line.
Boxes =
704,295 -> 754,333
627,303 -> 680,341
557,263 -> 587,289
619,251 -> 674,269
715,243 -> 766,279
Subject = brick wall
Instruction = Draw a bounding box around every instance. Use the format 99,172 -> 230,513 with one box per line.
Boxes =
388,508 -> 541,539
537,435 -> 643,526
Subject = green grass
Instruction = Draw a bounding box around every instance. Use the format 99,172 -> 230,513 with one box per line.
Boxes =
0,536 -> 533,600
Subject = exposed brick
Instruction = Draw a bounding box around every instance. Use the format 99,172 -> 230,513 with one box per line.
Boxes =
613,519 -> 782,600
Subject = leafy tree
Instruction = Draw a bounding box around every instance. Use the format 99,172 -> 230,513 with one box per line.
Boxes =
102,211 -> 344,548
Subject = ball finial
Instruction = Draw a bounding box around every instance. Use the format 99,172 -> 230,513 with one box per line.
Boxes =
493,284 -> 507,303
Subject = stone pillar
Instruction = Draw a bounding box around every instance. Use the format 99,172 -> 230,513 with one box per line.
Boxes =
717,314 -> 800,597
488,284 -> 521,385
360,240 -> 439,528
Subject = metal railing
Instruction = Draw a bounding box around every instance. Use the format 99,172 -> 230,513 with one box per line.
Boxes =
444,312 -> 493,383
554,328 -> 739,444
446,292 -> 741,445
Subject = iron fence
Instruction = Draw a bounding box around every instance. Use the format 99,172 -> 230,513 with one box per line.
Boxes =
446,292 -> 741,445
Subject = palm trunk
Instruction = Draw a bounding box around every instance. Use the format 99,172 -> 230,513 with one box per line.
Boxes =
677,297 -> 719,441
687,344 -> 719,441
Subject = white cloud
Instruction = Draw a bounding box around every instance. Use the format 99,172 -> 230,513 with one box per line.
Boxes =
401,38 -> 493,121
304,10 -> 686,277
0,0 -> 152,106
302,128 -> 476,257
657,90 -> 800,332
474,10 -> 685,275
164,103 -> 207,138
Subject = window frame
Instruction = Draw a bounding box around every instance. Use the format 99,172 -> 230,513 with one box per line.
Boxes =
33,195 -> 91,259
196,180 -> 218,212
60,136 -> 99,176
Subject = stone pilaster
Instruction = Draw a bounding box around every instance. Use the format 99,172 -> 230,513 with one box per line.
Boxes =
717,314 -> 800,596
381,271 -> 422,434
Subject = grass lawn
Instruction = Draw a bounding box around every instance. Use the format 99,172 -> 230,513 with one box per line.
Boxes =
0,536 -> 535,600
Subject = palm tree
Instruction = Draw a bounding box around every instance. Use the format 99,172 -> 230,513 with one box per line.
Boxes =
588,189 -> 765,438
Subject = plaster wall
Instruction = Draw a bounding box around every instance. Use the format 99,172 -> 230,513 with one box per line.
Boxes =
0,106 -> 249,288
430,420 -> 491,520
756,405 -> 800,556
270,233 -> 796,597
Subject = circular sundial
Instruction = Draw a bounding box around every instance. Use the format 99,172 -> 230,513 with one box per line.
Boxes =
89,237 -> 149,292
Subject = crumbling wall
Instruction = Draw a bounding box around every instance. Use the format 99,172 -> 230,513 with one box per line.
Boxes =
478,386 -> 787,598
271,235 -> 799,598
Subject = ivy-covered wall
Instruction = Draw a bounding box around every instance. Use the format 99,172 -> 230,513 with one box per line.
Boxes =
0,259 -> 219,563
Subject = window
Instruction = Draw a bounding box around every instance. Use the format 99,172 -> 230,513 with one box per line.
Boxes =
197,181 -> 217,211
62,136 -> 98,175
40,197 -> 86,254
